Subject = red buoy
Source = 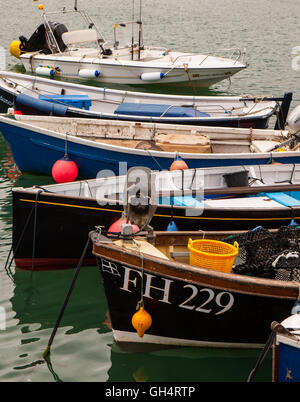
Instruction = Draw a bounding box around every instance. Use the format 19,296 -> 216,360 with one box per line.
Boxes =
108,218 -> 139,234
169,155 -> 188,171
52,156 -> 78,183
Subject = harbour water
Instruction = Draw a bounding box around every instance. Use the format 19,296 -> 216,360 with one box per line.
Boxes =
0,0 -> 300,383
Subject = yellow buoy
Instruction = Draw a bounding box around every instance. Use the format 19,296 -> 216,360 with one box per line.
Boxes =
38,4 -> 44,9
131,306 -> 152,337
9,41 -> 22,59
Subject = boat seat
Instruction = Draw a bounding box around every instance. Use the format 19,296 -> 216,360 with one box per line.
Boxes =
250,140 -> 282,153
155,133 -> 211,153
62,29 -> 98,45
114,102 -> 210,118
264,192 -> 300,207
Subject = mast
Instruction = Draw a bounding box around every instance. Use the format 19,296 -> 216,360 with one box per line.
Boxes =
138,0 -> 142,60
131,0 -> 134,60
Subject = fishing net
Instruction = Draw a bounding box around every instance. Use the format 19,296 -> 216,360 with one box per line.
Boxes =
275,225 -> 300,251
223,225 -> 300,280
266,250 -> 300,281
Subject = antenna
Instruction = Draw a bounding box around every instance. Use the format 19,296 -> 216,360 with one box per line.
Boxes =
131,0 -> 135,60
138,0 -> 142,60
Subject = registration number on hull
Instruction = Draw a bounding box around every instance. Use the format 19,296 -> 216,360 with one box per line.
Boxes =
101,259 -> 234,316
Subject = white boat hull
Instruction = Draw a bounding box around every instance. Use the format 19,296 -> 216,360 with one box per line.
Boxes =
19,51 -> 246,86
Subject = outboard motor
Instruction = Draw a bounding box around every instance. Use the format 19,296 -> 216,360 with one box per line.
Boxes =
286,104 -> 300,134
123,166 -> 157,234
18,22 -> 68,54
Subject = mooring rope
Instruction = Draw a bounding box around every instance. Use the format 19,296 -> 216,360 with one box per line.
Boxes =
247,329 -> 276,382
132,238 -> 145,310
3,189 -> 43,280
43,233 -> 91,360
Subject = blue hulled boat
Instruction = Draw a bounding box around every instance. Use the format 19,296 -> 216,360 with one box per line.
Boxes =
0,114 -> 300,179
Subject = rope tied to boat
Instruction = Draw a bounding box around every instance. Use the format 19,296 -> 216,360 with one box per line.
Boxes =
43,232 -> 92,360
248,126 -> 253,145
3,188 -> 43,281
247,321 -> 298,382
132,238 -> 145,310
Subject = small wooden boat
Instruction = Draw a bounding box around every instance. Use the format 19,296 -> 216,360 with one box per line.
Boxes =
9,5 -> 247,87
0,71 -> 289,129
90,179 -> 300,348
0,114 -> 300,179
272,314 -> 300,382
11,164 -> 300,270
91,223 -> 300,348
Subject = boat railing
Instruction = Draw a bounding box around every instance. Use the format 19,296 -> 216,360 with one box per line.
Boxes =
161,48 -> 246,78
198,48 -> 246,66
41,8 -> 106,54
156,102 -> 273,118
158,103 -> 237,118
144,46 -> 172,53
168,47 -> 245,66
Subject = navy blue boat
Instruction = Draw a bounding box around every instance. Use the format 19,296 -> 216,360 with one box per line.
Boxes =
11,163 -> 300,270
0,71 -> 292,129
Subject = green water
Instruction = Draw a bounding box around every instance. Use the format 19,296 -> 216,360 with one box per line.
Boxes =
1,0 -> 300,383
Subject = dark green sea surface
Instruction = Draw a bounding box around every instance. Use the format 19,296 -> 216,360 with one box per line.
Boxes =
0,0 -> 300,383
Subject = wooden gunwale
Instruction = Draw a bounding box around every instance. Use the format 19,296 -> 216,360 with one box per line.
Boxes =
92,232 -> 300,300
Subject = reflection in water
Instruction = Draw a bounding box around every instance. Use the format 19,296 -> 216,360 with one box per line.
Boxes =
11,267 -> 108,333
7,266 -> 113,381
109,342 -> 272,382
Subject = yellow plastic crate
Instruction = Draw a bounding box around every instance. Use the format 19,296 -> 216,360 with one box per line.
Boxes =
188,238 -> 239,273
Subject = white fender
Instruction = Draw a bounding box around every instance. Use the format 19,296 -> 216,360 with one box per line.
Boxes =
35,67 -> 55,77
139,72 -> 165,81
78,69 -> 100,78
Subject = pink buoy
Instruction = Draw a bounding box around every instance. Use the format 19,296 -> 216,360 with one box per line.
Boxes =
108,218 -> 139,234
52,156 -> 78,183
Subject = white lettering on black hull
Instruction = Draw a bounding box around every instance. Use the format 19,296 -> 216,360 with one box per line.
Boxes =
101,260 -> 235,315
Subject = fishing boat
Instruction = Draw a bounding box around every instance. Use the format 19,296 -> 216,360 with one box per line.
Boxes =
91,226 -> 300,348
272,314 -> 300,382
9,4 -> 247,88
1,113 -> 300,179
90,180 -> 300,348
11,164 -> 300,270
0,71 -> 289,129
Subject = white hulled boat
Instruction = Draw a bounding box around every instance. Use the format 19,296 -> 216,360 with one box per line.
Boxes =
9,4 -> 247,87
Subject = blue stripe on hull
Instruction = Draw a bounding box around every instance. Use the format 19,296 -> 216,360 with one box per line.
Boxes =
1,121 -> 300,178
